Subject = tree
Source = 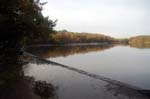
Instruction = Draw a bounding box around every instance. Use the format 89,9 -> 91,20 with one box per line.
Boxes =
0,0 -> 56,45
0,0 -> 56,71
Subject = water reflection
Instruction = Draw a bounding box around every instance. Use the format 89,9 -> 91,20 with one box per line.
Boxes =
33,80 -> 58,99
130,43 -> 150,48
24,52 -> 149,99
26,43 -> 150,59
0,48 -> 57,99
1,43 -> 150,99
26,45 -> 150,88
26,44 -> 114,58
0,69 -> 57,99
24,63 -> 149,99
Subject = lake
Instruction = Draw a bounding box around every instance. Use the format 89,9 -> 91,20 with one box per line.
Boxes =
24,44 -> 150,99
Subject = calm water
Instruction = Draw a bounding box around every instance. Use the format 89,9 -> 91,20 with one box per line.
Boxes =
24,45 -> 150,99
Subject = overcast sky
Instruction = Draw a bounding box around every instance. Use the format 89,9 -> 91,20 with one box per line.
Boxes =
42,0 -> 150,38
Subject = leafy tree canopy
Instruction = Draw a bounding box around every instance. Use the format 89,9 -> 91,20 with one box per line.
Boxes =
0,0 -> 56,44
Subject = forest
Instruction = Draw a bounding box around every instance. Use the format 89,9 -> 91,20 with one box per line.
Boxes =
129,36 -> 150,48
24,30 -> 131,45
50,31 -> 117,44
129,36 -> 150,44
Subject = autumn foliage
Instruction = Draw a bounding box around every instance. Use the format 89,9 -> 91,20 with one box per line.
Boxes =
49,31 -> 117,44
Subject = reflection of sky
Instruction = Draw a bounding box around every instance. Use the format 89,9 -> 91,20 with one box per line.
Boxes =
49,46 -> 150,89
42,0 -> 150,38
24,46 -> 150,98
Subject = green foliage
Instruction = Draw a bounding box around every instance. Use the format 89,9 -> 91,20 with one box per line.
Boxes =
0,0 -> 56,44
0,0 -> 56,86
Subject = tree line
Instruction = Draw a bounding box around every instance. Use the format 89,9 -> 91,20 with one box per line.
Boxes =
129,36 -> 150,48
26,30 -> 120,44
50,31 -> 117,44
129,36 -> 150,44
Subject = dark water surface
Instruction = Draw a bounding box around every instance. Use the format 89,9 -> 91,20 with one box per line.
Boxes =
24,45 -> 150,99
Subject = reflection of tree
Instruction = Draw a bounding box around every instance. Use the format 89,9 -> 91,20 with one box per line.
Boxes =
27,53 -> 150,99
0,74 -> 57,99
0,48 -> 57,99
27,43 -> 150,58
129,43 -> 150,48
26,45 -> 114,58
129,36 -> 150,48
33,81 -> 58,99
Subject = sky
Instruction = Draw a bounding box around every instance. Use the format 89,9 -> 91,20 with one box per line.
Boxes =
41,0 -> 150,38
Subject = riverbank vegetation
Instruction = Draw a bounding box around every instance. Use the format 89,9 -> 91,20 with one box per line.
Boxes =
129,36 -> 150,48
129,36 -> 150,44
0,0 -> 56,98
25,30 -> 126,45
49,31 -> 117,44
0,0 -> 56,47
